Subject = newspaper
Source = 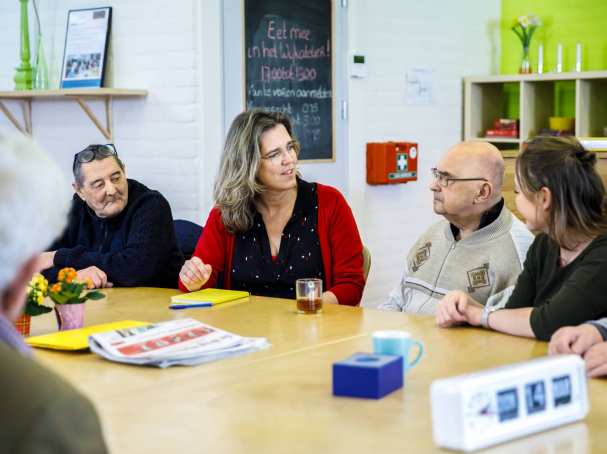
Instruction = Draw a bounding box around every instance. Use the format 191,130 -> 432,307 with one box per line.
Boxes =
88,318 -> 270,368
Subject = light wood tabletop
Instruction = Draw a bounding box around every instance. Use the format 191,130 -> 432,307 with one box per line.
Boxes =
30,288 -> 607,454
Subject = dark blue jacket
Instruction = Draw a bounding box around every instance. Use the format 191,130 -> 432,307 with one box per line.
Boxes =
43,179 -> 184,288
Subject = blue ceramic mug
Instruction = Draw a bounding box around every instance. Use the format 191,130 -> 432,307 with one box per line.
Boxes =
372,330 -> 424,374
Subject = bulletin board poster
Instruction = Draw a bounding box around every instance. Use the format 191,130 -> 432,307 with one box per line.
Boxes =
244,0 -> 334,162
60,7 -> 112,89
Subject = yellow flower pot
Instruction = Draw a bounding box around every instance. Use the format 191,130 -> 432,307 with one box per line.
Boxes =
549,117 -> 574,132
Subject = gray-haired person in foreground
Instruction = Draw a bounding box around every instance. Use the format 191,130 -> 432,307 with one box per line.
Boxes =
0,134 -> 107,453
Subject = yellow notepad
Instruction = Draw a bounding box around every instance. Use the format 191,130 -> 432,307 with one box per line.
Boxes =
170,288 -> 250,308
26,320 -> 150,351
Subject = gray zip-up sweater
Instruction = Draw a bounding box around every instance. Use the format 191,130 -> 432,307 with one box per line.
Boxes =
379,205 -> 533,314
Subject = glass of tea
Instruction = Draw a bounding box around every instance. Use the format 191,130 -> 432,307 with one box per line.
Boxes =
296,278 -> 322,314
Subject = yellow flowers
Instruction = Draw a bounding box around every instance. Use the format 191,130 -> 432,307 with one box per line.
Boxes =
27,274 -> 48,306
25,274 -> 53,316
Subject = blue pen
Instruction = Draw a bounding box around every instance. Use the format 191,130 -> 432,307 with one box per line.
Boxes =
170,302 -> 213,310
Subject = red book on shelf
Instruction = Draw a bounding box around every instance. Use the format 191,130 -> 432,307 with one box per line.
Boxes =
485,129 -> 519,138
492,118 -> 519,130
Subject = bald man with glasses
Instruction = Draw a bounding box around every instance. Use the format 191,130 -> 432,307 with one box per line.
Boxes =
379,141 -> 533,314
39,144 -> 184,289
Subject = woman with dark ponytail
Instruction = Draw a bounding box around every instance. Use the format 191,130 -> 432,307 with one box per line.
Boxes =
436,136 -> 607,341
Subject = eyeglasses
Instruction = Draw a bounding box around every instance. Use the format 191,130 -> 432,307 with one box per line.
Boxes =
72,144 -> 117,172
430,167 -> 488,187
260,140 -> 300,164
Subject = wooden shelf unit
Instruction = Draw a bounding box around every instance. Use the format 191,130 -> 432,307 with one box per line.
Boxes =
0,88 -> 148,141
464,71 -> 607,149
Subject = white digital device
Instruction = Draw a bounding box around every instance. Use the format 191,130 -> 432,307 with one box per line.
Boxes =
349,53 -> 367,79
430,355 -> 588,452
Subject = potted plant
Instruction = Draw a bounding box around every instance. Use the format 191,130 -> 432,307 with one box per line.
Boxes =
16,274 -> 53,336
511,14 -> 541,74
49,267 -> 104,331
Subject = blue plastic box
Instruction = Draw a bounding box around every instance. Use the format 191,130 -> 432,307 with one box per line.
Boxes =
332,353 -> 403,399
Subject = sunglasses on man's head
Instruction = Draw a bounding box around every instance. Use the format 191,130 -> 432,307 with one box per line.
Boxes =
72,144 -> 117,171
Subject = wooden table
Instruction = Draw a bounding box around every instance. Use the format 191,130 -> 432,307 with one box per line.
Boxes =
31,288 -> 607,454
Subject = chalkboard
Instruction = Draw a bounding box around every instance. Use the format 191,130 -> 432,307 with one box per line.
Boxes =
244,0 -> 333,162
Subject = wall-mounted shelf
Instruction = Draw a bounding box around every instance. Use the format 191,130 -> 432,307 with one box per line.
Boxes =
0,88 -> 148,141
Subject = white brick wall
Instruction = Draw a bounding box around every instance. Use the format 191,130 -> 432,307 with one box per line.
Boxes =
0,0 -> 208,223
347,0 -> 501,307
0,0 -> 501,305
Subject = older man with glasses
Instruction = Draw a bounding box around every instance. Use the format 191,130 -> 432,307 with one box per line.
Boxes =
39,144 -> 184,288
379,141 -> 533,314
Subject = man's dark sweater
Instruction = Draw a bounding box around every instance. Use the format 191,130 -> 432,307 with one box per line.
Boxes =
505,233 -> 607,341
43,179 -> 184,288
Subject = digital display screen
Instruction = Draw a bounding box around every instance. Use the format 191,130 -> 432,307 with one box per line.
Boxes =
496,388 -> 519,422
552,375 -> 572,407
525,381 -> 546,414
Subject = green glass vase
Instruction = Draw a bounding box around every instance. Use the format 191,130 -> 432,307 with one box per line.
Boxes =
519,46 -> 531,74
32,34 -> 49,90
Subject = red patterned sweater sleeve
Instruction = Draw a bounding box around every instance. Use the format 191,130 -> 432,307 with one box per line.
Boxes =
178,208 -> 230,292
317,184 -> 366,306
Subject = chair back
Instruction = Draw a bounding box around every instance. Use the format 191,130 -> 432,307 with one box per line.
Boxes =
362,245 -> 371,280
174,219 -> 203,260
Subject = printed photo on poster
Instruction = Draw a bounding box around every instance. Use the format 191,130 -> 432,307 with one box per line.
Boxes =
60,7 -> 112,89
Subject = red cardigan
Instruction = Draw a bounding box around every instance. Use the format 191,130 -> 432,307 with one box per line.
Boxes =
179,183 -> 365,306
